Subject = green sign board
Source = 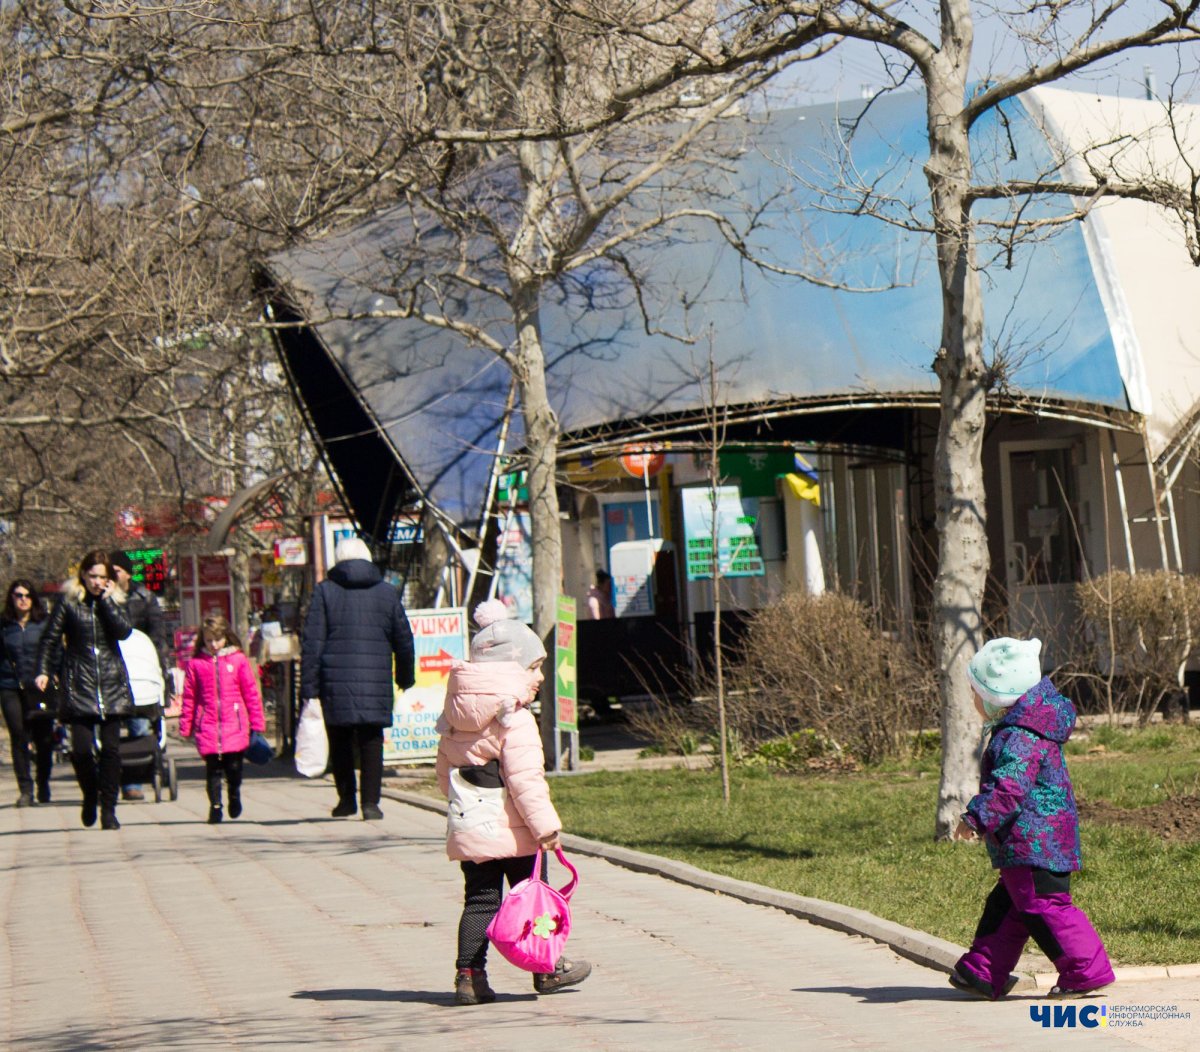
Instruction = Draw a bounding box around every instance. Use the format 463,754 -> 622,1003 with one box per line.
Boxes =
681,486 -> 766,581
498,469 -> 529,504
554,594 -> 578,732
718,449 -> 795,498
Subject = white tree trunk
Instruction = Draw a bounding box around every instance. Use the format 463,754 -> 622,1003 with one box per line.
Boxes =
925,15 -> 989,840
511,286 -> 563,751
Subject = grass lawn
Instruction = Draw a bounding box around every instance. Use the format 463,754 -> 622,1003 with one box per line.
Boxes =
542,723 -> 1200,967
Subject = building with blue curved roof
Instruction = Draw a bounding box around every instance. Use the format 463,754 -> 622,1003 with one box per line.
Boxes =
264,85 -> 1200,669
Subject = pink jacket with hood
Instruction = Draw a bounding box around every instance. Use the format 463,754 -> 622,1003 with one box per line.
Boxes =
180,646 -> 266,757
435,659 -> 560,863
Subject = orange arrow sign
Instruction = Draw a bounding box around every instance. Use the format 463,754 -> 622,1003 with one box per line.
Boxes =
418,648 -> 456,674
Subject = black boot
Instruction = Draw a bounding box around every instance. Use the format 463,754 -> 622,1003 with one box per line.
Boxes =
100,808 -> 120,830
72,751 -> 99,827
206,760 -> 223,822
35,744 -> 53,803
228,786 -> 242,819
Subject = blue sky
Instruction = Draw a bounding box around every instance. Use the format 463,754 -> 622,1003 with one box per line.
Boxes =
766,5 -> 1200,107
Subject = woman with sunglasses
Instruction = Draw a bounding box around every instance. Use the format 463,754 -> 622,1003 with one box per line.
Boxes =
0,579 -> 54,806
35,551 -> 134,829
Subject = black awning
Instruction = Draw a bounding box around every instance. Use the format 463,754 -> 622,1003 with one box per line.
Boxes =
268,296 -> 410,543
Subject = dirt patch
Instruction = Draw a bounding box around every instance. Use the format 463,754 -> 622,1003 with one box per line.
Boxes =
1080,795 -> 1200,842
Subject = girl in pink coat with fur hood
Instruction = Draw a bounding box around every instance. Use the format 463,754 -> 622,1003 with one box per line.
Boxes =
436,599 -> 591,1006
180,612 -> 266,825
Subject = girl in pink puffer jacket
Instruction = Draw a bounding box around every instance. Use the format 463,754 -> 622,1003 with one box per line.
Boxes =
436,600 -> 591,1006
180,612 -> 266,825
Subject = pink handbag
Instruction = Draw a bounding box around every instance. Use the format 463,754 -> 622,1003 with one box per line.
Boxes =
486,848 -> 579,973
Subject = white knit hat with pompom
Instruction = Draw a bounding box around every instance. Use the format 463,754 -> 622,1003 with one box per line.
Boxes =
470,599 -> 547,667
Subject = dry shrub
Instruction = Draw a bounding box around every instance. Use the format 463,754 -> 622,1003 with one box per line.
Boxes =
717,592 -> 935,764
1071,571 -> 1200,725
629,592 -> 936,765
625,696 -> 705,758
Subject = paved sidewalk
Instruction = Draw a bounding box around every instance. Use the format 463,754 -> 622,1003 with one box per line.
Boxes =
1,759 -> 1197,1050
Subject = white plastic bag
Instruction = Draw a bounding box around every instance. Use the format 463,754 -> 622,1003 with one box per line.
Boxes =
294,698 -> 329,778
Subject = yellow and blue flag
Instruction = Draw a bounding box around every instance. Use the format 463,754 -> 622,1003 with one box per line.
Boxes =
784,453 -> 820,506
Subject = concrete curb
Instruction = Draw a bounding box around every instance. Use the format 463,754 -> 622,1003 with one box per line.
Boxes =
381,787 -> 971,977
381,785 -> 1199,991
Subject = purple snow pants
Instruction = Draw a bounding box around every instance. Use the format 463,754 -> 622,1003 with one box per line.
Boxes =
956,866 -> 1114,996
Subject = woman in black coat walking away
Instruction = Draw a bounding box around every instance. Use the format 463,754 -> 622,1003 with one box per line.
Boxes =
0,579 -> 55,806
301,537 -> 415,820
35,550 -> 134,830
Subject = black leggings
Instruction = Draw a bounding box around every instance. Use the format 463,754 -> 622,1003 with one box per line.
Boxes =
69,719 -> 122,810
456,854 -> 538,970
204,751 -> 244,808
0,688 -> 55,797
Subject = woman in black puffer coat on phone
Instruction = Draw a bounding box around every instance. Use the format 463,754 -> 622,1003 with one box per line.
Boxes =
35,550 -> 134,830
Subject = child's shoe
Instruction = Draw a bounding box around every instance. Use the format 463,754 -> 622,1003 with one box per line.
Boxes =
948,965 -> 1016,1000
228,791 -> 242,819
208,806 -> 223,824
454,968 -> 496,1005
533,957 -> 592,993
1048,983 -> 1111,999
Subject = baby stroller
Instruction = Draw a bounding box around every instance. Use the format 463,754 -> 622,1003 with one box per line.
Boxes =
119,703 -> 178,802
117,629 -> 179,802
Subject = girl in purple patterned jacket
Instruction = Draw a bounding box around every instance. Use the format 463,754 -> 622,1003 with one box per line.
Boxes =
950,637 -> 1114,1001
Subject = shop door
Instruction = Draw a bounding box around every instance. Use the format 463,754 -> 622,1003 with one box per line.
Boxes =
999,441 -> 1083,665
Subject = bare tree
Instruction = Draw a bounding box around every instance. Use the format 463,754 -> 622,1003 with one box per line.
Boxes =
549,0 -> 1200,837
253,4 -> 815,739
0,3 -> 325,578
7,2 -> 1200,837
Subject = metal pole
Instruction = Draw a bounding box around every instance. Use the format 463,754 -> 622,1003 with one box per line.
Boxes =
642,459 -> 654,536
1165,487 -> 1183,573
894,481 -> 912,637
487,503 -> 517,601
1108,432 -> 1137,573
466,377 -> 519,602
1141,430 -> 1170,570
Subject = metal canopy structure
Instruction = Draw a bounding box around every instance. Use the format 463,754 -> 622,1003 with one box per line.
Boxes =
266,295 -> 415,542
263,87 -> 1199,538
